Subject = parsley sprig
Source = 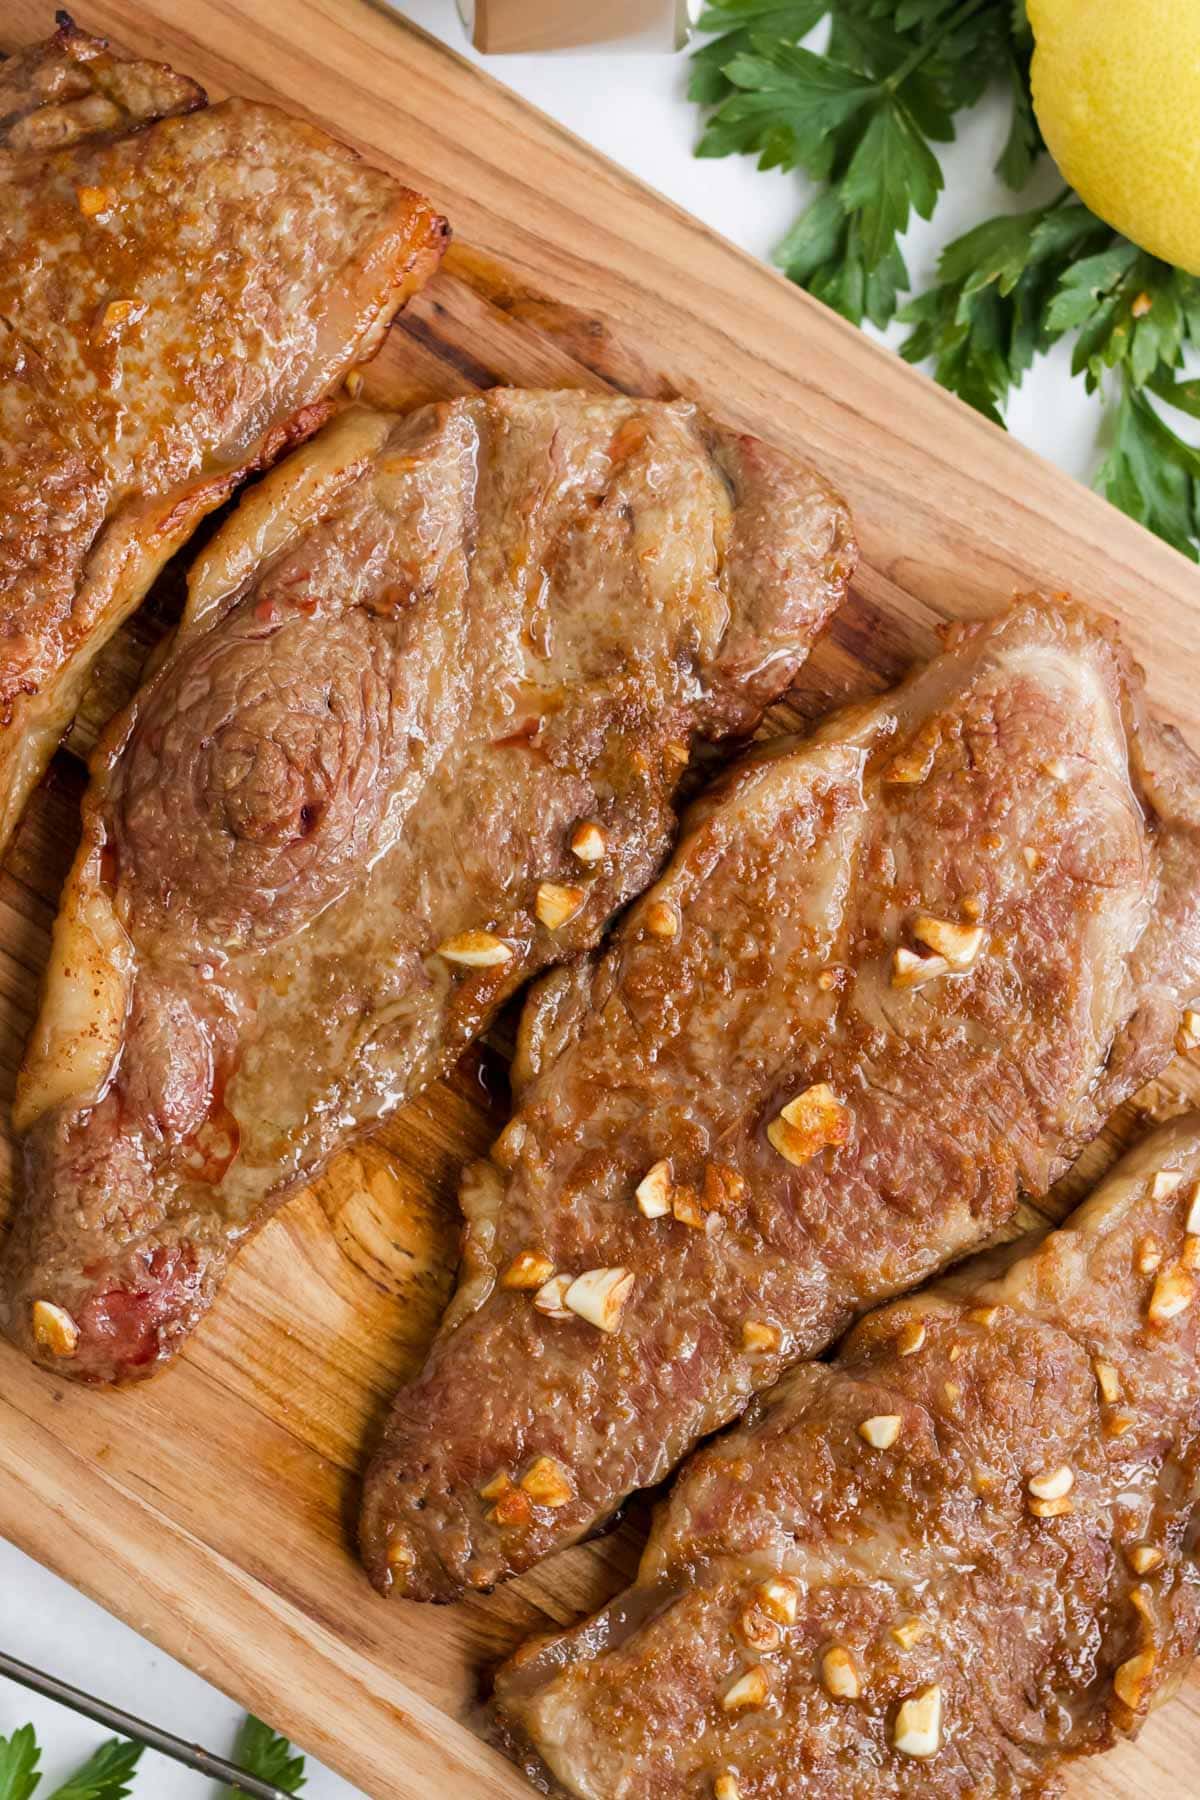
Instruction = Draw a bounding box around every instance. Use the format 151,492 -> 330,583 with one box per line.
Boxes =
900,197 -> 1200,554
0,1714 -> 304,1800
691,0 -> 1200,559
0,1727 -> 141,1800
693,0 -> 1033,328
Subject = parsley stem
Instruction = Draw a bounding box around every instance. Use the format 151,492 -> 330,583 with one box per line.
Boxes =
883,0 -> 992,94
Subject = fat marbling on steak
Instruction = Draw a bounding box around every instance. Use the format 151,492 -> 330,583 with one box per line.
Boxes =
496,1115 -> 1200,1798
362,597 -> 1200,1601
0,389 -> 856,1382
0,15 -> 447,853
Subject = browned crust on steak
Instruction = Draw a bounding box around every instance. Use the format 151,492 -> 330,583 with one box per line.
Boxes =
0,390 -> 853,1385
361,595 -> 1200,1602
0,19 -> 447,854
494,1114 -> 1200,1798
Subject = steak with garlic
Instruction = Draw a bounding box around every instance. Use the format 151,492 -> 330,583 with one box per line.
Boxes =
0,16 -> 447,856
495,1116 -> 1200,1798
361,597 -> 1200,1600
0,390 -> 855,1383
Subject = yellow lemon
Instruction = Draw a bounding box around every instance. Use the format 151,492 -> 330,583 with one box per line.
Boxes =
1028,0 -> 1200,274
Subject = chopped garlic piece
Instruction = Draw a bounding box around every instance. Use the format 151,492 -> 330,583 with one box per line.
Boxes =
894,1685 -> 942,1757
501,1249 -> 555,1289
912,915 -> 983,970
891,946 -> 950,990
520,1455 -> 573,1508
767,1082 -> 851,1167
1114,1649 -> 1156,1712
437,930 -> 512,967
756,1577 -> 798,1625
721,1666 -> 769,1712
1093,1359 -> 1122,1405
1027,1465 -> 1074,1502
645,900 -> 678,939
31,1300 -> 79,1358
533,1274 -> 573,1320
859,1414 -> 902,1450
570,822 -> 607,864
1186,1181 -> 1200,1236
821,1645 -> 861,1700
564,1267 -> 634,1332
535,882 -> 585,930
635,1160 -> 674,1218
1135,1235 -> 1162,1275
1147,1265 -> 1194,1322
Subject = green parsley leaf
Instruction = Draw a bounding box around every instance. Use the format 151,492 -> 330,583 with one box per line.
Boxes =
1097,379 -> 1200,562
697,39 -> 879,176
898,198 -> 1108,419
0,1725 -> 41,1800
693,0 -> 1200,558
44,1739 -> 142,1800
1049,251 -> 1199,393
688,2 -> 829,107
841,99 -> 942,265
694,0 -> 1031,329
221,1716 -> 305,1798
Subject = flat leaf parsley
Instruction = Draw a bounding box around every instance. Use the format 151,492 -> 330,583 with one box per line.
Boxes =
691,0 -> 1200,558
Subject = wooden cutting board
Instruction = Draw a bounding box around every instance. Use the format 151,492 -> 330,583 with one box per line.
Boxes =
2,4 -> 1199,1794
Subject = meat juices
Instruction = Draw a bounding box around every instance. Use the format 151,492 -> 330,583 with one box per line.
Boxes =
362,598 -> 1200,1601
0,391 -> 855,1383
0,18 -> 447,854
495,1117 -> 1200,1799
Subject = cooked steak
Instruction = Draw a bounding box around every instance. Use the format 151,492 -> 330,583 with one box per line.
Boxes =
495,1115 -> 1200,1798
0,390 -> 855,1383
361,597 -> 1200,1602
0,16 -> 446,853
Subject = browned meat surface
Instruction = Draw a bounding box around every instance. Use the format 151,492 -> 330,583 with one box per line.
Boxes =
496,1116 -> 1200,1798
362,597 -> 1200,1602
0,390 -> 854,1384
0,16 -> 446,852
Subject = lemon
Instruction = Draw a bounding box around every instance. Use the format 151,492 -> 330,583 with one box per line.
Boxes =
1028,0 -> 1200,275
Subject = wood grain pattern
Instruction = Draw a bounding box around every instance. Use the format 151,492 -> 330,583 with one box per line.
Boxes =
1,4 -> 1199,1794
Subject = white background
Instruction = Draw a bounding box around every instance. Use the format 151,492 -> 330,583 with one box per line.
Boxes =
0,2 -> 1182,1795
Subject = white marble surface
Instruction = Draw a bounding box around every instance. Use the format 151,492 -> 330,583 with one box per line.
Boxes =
0,4 -> 1169,1796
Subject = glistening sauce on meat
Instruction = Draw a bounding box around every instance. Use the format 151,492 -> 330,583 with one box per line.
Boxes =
1,388 -> 855,1383
361,597 -> 1200,1604
0,18 -> 447,854
495,1115 -> 1200,1798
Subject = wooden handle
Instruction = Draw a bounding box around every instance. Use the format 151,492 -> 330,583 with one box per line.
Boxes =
460,0 -> 688,52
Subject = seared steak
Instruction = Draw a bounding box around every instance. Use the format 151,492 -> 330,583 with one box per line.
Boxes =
362,598 -> 1200,1601
0,391 -> 855,1383
496,1115 -> 1200,1797
0,16 -> 446,853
